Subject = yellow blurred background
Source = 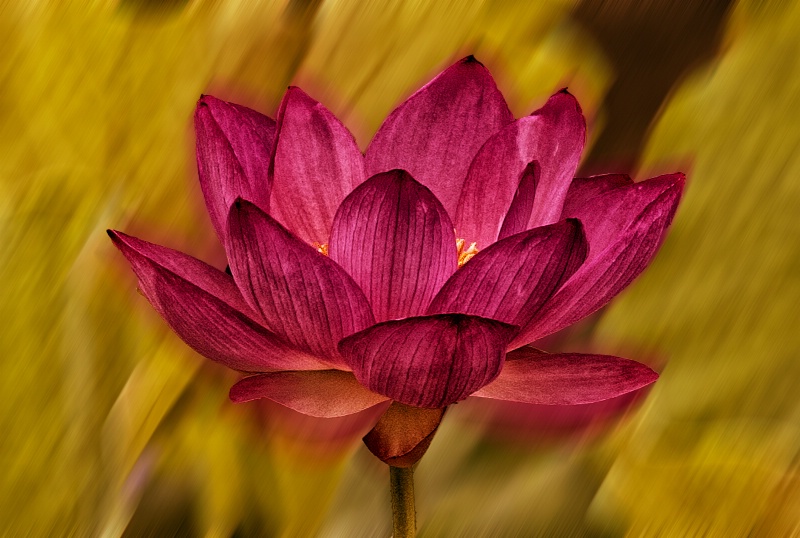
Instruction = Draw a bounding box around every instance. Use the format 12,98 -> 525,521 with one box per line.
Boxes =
1,0 -> 798,535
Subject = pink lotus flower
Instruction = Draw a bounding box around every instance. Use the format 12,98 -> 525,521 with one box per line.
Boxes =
109,56 -> 683,467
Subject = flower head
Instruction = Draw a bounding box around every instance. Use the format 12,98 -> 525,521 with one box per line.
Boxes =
109,57 -> 684,466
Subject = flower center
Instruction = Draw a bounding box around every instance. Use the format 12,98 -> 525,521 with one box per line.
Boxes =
312,240 -> 478,267
312,242 -> 329,256
456,238 -> 479,267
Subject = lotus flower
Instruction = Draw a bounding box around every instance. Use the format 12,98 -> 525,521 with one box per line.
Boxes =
109,56 -> 683,467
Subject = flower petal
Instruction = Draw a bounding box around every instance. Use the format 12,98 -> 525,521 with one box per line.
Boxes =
473,347 -> 658,405
515,173 -> 685,344
362,402 -> 445,467
428,219 -> 588,328
195,96 -> 274,244
338,314 -> 518,408
329,170 -> 457,322
455,90 -> 586,248
226,200 -> 375,367
269,87 -> 366,245
561,173 -> 633,219
229,370 -> 390,418
107,230 -> 327,372
365,56 -> 513,217
497,161 -> 540,240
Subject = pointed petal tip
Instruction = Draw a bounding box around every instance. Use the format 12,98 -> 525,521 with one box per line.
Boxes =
107,229 -> 131,247
107,229 -> 124,249
520,160 -> 541,178
546,88 -> 583,116
230,196 -> 248,212
462,54 -> 481,65
196,94 -> 221,108
651,172 -> 687,198
282,85 -> 313,103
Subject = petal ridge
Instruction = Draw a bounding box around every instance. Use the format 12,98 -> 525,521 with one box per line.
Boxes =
428,219 -> 588,329
269,87 -> 366,245
329,170 -> 458,321
108,230 -> 328,371
195,95 -> 274,244
338,314 -> 518,408
473,349 -> 658,405
514,173 -> 685,345
365,57 -> 514,217
226,200 -> 375,366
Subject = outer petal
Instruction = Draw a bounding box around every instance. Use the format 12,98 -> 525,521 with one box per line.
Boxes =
473,347 -> 658,405
561,173 -> 633,218
226,201 -> 375,367
455,90 -> 586,247
338,314 -> 518,408
270,87 -> 366,245
515,173 -> 685,345
229,370 -> 390,418
195,96 -> 274,244
329,170 -> 458,322
363,402 -> 445,467
365,56 -> 513,217
107,231 -> 327,372
428,220 -> 588,328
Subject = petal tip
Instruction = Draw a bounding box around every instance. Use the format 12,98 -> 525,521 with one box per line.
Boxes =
228,382 -> 250,404
196,94 -> 222,109
107,229 -> 129,247
282,85 -> 314,104
548,88 -> 583,116
563,216 -> 582,227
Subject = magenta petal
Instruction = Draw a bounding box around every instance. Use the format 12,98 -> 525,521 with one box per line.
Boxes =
561,173 -> 633,218
497,161 -> 540,240
473,347 -> 658,405
230,370 -> 390,418
226,200 -> 375,366
108,231 -> 328,372
428,219 -> 588,328
515,173 -> 685,344
270,87 -> 366,245
329,170 -> 458,322
455,90 -> 586,247
195,96 -> 274,244
338,314 -> 518,408
365,56 -> 513,217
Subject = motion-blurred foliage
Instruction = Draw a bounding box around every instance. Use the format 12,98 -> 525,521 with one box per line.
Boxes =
1,0 -> 798,536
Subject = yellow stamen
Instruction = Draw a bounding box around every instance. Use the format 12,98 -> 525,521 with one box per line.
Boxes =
456,238 -> 479,267
314,239 -> 478,267
313,242 -> 329,256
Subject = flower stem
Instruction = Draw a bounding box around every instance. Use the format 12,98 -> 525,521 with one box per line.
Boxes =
389,466 -> 416,537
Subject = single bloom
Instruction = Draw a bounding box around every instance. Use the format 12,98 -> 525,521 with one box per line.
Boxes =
109,56 -> 684,466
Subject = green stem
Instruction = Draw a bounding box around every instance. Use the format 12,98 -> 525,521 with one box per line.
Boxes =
389,466 -> 416,537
